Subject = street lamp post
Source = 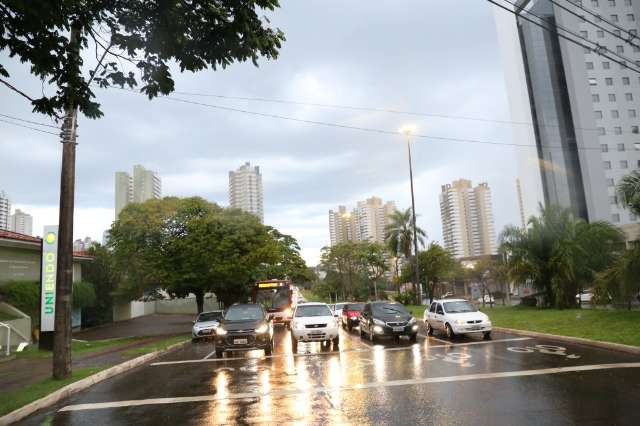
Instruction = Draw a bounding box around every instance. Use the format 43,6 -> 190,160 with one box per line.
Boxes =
400,125 -> 422,305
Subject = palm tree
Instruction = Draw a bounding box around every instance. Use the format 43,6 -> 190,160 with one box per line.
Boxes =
499,204 -> 623,308
384,208 -> 426,259
616,171 -> 640,216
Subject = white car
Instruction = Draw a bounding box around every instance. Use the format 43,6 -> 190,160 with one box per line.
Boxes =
191,310 -> 224,341
424,299 -> 491,339
290,302 -> 339,352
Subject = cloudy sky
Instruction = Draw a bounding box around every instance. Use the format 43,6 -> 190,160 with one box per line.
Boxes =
1,0 -> 534,265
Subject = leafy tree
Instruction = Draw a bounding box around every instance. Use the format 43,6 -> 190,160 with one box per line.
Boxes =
256,227 -> 312,283
594,243 -> 640,309
616,171 -> 640,216
401,242 -> 459,303
357,242 -> 388,299
499,204 -> 623,308
82,244 -> 119,326
384,208 -> 426,259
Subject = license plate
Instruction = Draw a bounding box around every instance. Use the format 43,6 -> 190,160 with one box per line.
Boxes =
201,330 -> 211,335
470,326 -> 482,331
233,338 -> 248,345
392,326 -> 404,332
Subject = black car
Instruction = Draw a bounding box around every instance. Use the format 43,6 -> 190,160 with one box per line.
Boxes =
359,301 -> 418,343
215,303 -> 274,358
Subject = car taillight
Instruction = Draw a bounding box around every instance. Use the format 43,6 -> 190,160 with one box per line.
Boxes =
348,311 -> 359,317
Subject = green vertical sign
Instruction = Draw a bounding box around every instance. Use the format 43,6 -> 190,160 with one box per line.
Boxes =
40,225 -> 58,332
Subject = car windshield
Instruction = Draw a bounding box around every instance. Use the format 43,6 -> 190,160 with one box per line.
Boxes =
255,286 -> 290,311
197,312 -> 222,322
443,301 -> 477,313
345,303 -> 364,311
372,303 -> 408,315
334,303 -> 346,310
224,305 -> 264,321
295,305 -> 332,317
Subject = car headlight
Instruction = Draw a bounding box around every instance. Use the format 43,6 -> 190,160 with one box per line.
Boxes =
373,318 -> 386,326
216,327 -> 227,336
295,321 -> 305,330
455,319 -> 466,325
255,324 -> 268,334
408,317 -> 416,325
373,325 -> 384,334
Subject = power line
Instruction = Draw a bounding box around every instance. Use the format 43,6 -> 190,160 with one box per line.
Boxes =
117,87 -> 602,151
496,0 -> 640,74
0,117 -> 59,135
563,0 -> 639,43
550,0 -> 640,51
0,113 -> 59,129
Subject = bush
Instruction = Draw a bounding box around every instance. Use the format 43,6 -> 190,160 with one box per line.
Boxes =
395,291 -> 416,306
73,282 -> 96,309
521,296 -> 537,307
0,281 -> 39,323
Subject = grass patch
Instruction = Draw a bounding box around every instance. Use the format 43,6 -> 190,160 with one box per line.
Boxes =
121,335 -> 190,356
16,336 -> 144,359
484,306 -> 640,347
0,367 -> 104,417
405,305 -> 426,318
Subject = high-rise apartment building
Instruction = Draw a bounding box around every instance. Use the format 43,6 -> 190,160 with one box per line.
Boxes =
440,179 -> 497,259
8,209 -> 33,236
114,165 -> 161,218
328,206 -> 357,245
494,0 -> 640,238
0,191 -> 9,230
329,197 -> 396,246
229,162 -> 264,223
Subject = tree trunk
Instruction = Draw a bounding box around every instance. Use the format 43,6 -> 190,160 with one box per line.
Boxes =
195,290 -> 204,314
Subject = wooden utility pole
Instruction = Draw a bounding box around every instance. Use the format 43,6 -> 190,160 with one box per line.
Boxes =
53,26 -> 80,380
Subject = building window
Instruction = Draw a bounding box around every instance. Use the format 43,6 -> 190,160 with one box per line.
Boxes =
622,77 -> 630,85
609,93 -> 617,101
625,0 -> 632,6
607,178 -> 615,186
581,30 -> 589,38
626,92 -> 634,101
604,161 -> 612,169
606,77 -> 614,85
611,14 -> 619,22
615,127 -> 623,135
629,109 -> 637,118
628,13 -> 635,21
632,125 -> 639,133
618,142 -> 626,150
617,45 -> 625,54
599,127 -> 607,136
586,62 -> 594,70
585,46 -> 592,54
609,0 -> 616,5
593,0 -> 599,5
597,30 -> 605,38
611,110 -> 620,118
593,94 -> 601,102
631,29 -> 637,36
589,78 -> 598,86
602,143 -> 609,152
621,160 -> 629,168
614,29 -> 622,36
595,110 -> 604,119
603,61 -> 611,69
612,213 -> 621,223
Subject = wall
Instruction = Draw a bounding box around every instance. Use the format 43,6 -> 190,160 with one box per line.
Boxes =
0,301 -> 31,347
112,296 -> 222,322
0,245 -> 39,283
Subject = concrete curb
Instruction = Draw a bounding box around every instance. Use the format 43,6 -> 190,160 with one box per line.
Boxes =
0,339 -> 190,426
493,327 -> 640,355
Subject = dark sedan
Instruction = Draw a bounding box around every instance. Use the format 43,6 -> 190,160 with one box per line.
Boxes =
215,303 -> 274,358
359,301 -> 419,343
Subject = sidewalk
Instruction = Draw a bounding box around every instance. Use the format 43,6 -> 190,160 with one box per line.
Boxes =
73,314 -> 194,340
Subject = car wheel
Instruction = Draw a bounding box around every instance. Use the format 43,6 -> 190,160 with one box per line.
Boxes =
483,331 -> 492,340
369,328 -> 376,344
192,338 -> 197,343
291,336 -> 298,353
409,333 -> 417,343
332,336 -> 340,350
359,327 -> 365,339
445,323 -> 455,339
215,349 -> 224,358
427,322 -> 433,336
347,324 -> 352,332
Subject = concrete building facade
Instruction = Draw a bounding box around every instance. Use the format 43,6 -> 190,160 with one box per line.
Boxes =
329,206 -> 357,246
229,162 -> 264,223
329,197 -> 396,246
8,209 -> 33,236
0,191 -> 10,230
440,179 -> 497,259
493,0 -> 640,240
115,165 -> 161,218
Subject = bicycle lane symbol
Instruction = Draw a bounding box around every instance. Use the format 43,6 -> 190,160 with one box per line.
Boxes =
507,344 -> 581,359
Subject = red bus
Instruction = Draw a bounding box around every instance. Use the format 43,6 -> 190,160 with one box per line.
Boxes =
252,280 -> 298,326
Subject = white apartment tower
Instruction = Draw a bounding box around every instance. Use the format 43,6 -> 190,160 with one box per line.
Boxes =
229,162 -> 264,223
328,206 -> 357,245
493,0 -> 640,240
115,165 -> 161,218
329,197 -> 396,246
440,179 -> 497,259
8,209 -> 33,236
0,191 -> 9,230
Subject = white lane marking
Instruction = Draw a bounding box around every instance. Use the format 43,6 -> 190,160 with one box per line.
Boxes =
60,362 -> 640,412
151,337 -> 532,366
203,350 -> 217,360
419,334 -> 449,344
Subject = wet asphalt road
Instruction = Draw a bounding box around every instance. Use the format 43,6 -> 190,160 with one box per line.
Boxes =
18,325 -> 640,426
